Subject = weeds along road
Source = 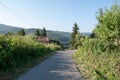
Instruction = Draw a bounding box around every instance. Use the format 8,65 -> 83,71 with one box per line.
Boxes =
17,50 -> 84,80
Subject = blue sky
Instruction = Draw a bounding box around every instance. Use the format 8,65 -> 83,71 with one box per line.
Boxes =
0,0 -> 117,32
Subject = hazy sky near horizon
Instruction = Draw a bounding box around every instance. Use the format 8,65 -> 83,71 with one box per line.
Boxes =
0,0 -> 118,32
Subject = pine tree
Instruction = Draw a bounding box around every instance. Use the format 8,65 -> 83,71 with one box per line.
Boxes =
21,29 -> 25,36
41,27 -> 47,37
35,29 -> 40,36
17,29 -> 25,36
70,23 -> 79,49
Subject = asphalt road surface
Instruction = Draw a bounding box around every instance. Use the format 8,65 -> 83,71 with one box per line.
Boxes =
17,50 -> 84,80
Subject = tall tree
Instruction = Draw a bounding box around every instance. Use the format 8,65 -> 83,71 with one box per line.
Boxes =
35,29 -> 40,36
17,29 -> 25,36
41,27 -> 47,37
21,29 -> 25,36
70,23 -> 79,49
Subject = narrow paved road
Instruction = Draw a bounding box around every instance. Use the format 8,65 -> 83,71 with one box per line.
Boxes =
17,50 -> 84,80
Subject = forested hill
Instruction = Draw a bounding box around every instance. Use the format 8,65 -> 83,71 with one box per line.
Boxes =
0,24 -> 71,46
0,24 -> 90,46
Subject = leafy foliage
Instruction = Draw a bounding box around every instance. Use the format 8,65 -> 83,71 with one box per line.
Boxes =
0,35 -> 61,73
94,2 -> 120,51
73,38 -> 120,80
45,43 -> 62,51
73,1 -> 120,80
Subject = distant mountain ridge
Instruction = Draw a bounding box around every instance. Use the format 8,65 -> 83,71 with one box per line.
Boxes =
0,24 -> 71,46
0,24 -> 21,34
0,24 -> 91,46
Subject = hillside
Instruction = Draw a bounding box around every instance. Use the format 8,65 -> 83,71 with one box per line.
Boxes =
0,24 -> 91,46
0,24 -> 71,46
0,24 -> 21,34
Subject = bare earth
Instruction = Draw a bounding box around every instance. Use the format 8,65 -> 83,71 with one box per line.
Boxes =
16,50 -> 84,80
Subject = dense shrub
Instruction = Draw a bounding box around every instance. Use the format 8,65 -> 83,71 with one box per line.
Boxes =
45,43 -> 62,51
73,39 -> 120,80
0,35 -> 61,72
94,2 -> 120,52
73,2 -> 120,80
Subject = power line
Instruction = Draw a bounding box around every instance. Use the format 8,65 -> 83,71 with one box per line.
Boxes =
0,1 -> 34,27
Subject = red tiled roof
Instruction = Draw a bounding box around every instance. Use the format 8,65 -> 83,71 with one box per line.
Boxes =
38,36 -> 49,43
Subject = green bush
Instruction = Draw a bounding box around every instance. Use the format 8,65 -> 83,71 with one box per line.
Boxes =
45,43 -> 62,51
73,1 -> 120,80
0,35 -> 60,72
73,38 -> 120,80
